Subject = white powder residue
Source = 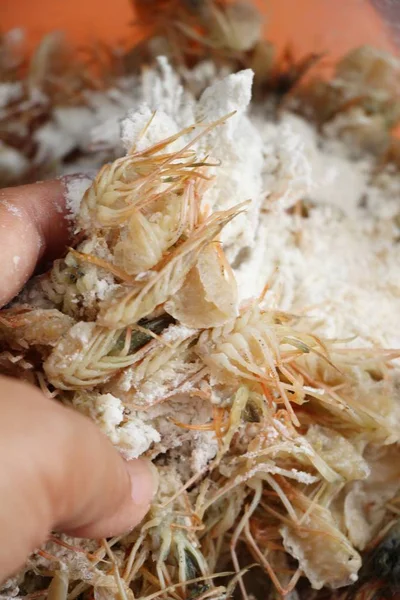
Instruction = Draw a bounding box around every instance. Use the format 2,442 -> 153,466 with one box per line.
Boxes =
264,122 -> 314,210
116,418 -> 161,460
119,354 -> 201,403
162,324 -> 198,343
73,393 -> 160,459
287,469 -> 319,484
13,256 -> 20,267
121,105 -> 181,154
140,56 -> 195,124
68,322 -> 94,345
63,174 -> 93,222
196,70 -> 264,256
253,206 -> 400,347
0,200 -> 23,217
191,431 -> 218,472
235,111 -> 400,349
93,278 -> 112,301
233,222 -> 269,301
138,393 -> 215,463
0,575 -> 20,600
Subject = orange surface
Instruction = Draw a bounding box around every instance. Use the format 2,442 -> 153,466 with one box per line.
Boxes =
0,0 -> 397,58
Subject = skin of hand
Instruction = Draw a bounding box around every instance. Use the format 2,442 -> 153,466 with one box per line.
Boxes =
0,180 -> 158,582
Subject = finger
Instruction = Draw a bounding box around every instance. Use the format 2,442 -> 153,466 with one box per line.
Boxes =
0,180 -> 67,307
0,376 -> 158,580
0,175 -> 91,308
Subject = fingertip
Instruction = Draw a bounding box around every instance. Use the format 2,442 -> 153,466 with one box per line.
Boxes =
60,457 -> 158,540
127,458 -> 159,506
0,180 -> 67,306
0,174 -> 93,307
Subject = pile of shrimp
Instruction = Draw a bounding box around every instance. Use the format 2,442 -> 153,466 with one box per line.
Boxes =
297,45 -> 400,157
1,111 -> 400,600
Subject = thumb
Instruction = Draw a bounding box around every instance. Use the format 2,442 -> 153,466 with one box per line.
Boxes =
0,375 -> 158,581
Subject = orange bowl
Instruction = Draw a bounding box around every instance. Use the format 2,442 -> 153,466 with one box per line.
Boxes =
0,0 -> 397,60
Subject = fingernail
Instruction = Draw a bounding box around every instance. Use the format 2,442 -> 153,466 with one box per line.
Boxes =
127,458 -> 159,506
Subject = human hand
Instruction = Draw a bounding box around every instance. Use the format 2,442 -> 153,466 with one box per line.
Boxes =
0,180 -> 158,581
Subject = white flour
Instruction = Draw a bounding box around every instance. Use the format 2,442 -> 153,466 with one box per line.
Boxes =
234,111 -> 400,348
63,174 -> 93,222
73,392 -> 161,459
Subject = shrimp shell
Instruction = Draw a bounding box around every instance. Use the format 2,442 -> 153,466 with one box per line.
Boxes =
0,306 -> 75,349
165,242 -> 238,328
280,483 -> 361,589
196,305 -> 286,384
47,571 -> 69,600
44,322 -> 139,389
98,203 -> 245,328
113,178 -> 200,275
